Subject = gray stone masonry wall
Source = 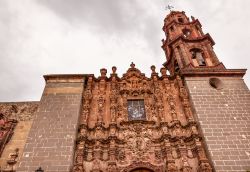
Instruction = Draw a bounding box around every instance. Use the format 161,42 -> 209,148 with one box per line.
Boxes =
17,81 -> 84,172
185,77 -> 250,172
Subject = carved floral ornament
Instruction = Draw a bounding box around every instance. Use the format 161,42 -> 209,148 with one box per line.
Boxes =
73,63 -> 212,172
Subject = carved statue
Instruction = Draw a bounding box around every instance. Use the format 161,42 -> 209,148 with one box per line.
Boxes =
118,149 -> 126,161
107,163 -> 117,172
154,149 -> 162,160
110,82 -> 118,123
198,162 -> 212,172
168,162 -> 178,172
181,157 -> 192,172
2,148 -> 19,172
91,159 -> 102,172
97,95 -> 105,124
191,125 -> 198,135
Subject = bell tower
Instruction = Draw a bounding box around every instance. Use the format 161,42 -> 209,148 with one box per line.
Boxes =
161,11 -> 250,172
162,11 -> 223,75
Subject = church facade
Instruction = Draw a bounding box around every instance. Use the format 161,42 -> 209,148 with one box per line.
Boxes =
0,11 -> 249,172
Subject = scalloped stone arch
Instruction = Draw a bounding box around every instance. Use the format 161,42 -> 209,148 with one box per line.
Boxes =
130,168 -> 153,172
121,162 -> 164,172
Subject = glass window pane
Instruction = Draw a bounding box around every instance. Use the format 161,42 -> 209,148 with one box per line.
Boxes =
127,100 -> 146,121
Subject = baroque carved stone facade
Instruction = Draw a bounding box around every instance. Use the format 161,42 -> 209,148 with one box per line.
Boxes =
1,10 -> 249,172
72,63 -> 212,172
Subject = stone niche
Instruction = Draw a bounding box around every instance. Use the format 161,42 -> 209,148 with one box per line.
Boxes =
72,64 -> 212,172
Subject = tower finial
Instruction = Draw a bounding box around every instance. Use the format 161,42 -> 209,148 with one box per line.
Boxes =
130,62 -> 135,68
165,4 -> 174,12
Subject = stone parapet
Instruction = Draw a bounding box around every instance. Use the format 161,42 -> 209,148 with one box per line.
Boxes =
16,75 -> 86,172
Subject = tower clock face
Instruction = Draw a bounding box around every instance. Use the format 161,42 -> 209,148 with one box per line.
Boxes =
128,100 -> 146,120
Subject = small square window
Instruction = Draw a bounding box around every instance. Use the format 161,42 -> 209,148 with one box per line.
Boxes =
127,100 -> 146,121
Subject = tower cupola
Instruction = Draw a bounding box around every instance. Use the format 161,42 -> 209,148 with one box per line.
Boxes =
162,11 -> 224,75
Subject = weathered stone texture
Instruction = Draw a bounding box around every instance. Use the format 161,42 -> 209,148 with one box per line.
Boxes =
0,121 -> 33,170
0,102 -> 38,170
0,102 -> 39,121
16,79 -> 84,172
185,77 -> 250,172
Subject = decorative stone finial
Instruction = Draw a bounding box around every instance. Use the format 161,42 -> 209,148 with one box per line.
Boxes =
100,68 -> 107,77
130,62 -> 135,68
160,67 -> 167,76
151,65 -> 156,73
112,66 -> 117,74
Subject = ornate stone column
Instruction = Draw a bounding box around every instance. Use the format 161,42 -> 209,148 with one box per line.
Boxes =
164,139 -> 178,172
194,138 -> 212,172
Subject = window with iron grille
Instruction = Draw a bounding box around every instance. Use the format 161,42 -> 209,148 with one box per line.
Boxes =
127,100 -> 146,121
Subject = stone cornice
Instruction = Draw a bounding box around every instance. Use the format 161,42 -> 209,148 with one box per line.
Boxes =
167,33 -> 215,47
163,18 -> 202,31
43,74 -> 92,83
180,68 -> 247,77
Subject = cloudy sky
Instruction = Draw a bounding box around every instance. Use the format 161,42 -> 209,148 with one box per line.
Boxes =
0,0 -> 249,102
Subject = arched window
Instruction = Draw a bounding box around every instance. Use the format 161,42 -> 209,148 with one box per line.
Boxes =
190,48 -> 206,66
182,29 -> 191,38
174,60 -> 180,72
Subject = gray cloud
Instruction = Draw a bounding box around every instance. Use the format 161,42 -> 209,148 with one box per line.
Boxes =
38,0 -> 153,32
38,0 -> 164,57
0,0 -> 249,102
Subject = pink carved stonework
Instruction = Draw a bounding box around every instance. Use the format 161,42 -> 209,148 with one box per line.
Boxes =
0,113 -> 17,157
72,63 -> 212,172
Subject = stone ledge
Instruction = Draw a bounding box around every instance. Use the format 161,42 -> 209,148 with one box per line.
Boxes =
181,68 -> 247,77
44,74 -> 92,83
